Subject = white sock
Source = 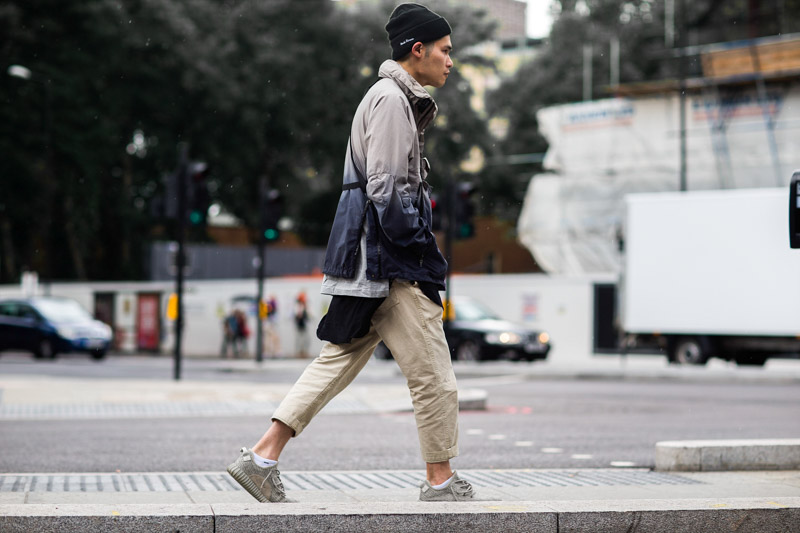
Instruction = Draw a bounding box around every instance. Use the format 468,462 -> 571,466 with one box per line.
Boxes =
251,451 -> 278,468
431,473 -> 455,490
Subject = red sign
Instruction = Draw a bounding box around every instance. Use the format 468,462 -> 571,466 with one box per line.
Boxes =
137,293 -> 161,351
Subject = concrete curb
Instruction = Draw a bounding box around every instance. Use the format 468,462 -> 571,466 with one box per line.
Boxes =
656,439 -> 800,472
450,359 -> 800,385
2,498 -> 798,533
458,388 -> 487,411
0,503 -> 213,533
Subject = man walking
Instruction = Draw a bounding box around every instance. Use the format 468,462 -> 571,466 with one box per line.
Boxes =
227,3 -> 474,503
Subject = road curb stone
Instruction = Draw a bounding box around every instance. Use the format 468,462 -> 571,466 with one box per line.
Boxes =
1,498 -> 798,533
0,503 -> 213,533
656,439 -> 800,471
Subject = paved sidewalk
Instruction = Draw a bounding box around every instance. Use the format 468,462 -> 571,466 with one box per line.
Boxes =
2,357 -> 799,530
2,468 -> 799,504
1,469 -> 798,532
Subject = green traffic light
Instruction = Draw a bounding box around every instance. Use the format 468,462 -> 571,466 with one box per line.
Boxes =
189,210 -> 203,225
264,228 -> 279,241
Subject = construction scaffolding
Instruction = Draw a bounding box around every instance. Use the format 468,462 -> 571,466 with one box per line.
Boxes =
517,34 -> 800,275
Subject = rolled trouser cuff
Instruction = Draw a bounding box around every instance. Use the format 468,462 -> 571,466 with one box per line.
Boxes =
422,444 -> 460,464
270,413 -> 305,438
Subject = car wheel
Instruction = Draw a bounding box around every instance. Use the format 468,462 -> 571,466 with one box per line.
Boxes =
34,338 -> 56,360
455,340 -> 481,362
669,337 -> 709,365
90,349 -> 107,361
373,343 -> 393,360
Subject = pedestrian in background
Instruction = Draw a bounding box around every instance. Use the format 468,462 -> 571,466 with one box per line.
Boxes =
293,291 -> 311,358
227,3 -> 474,503
220,310 -> 240,359
233,309 -> 249,358
263,295 -> 281,358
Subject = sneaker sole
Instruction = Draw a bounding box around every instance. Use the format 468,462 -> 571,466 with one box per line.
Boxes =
227,463 -> 269,503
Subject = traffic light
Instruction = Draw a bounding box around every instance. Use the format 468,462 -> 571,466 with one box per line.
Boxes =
261,188 -> 283,243
454,182 -> 476,240
163,171 -> 180,220
187,162 -> 209,226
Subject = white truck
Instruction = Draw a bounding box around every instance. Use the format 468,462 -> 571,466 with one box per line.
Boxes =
620,187 -> 800,366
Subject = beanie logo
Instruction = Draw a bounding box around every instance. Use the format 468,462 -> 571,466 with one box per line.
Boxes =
400,38 -> 415,46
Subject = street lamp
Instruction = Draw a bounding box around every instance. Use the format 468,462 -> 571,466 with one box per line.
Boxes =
6,63 -> 53,155
7,63 -> 55,280
7,64 -> 32,80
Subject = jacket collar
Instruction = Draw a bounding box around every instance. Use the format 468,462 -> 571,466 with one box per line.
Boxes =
378,60 -> 437,131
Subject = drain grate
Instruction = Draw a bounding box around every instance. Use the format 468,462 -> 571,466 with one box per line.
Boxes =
0,469 -> 702,493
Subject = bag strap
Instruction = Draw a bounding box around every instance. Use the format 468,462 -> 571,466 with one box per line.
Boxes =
343,136 -> 368,192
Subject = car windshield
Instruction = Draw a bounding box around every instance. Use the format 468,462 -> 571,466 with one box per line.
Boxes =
455,299 -> 499,321
34,299 -> 92,324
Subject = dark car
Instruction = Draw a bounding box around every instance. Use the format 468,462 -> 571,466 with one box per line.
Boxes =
443,297 -> 550,362
0,297 -> 113,360
374,296 -> 551,362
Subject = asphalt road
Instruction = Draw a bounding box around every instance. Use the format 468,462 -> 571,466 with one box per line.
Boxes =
1,354 -> 799,473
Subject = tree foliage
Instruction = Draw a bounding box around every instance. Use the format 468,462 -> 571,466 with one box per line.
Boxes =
0,0 -> 497,282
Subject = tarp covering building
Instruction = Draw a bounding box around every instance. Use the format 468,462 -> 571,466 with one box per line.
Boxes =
518,35 -> 800,275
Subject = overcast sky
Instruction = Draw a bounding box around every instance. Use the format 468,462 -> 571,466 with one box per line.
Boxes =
526,0 -> 554,38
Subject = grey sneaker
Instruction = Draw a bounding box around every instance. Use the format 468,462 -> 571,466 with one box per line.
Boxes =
419,471 -> 476,501
227,447 -> 288,502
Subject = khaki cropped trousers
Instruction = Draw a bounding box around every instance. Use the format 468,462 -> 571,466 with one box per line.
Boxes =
272,280 -> 459,463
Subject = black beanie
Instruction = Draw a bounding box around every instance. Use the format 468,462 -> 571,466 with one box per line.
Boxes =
385,3 -> 451,60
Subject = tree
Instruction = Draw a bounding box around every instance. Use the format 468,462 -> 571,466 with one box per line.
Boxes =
0,0 -> 499,282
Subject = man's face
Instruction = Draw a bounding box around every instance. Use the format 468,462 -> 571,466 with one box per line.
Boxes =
418,35 -> 453,88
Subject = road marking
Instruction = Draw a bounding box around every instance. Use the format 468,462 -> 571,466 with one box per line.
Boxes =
766,501 -> 790,508
515,441 -> 534,447
541,448 -> 563,454
485,505 -> 531,512
489,434 -> 506,440
466,429 -> 484,435
571,454 -> 593,460
610,461 -> 637,467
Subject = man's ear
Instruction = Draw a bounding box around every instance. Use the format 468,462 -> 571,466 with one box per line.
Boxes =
411,41 -> 424,58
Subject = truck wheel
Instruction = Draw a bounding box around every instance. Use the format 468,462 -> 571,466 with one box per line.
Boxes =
670,337 -> 709,365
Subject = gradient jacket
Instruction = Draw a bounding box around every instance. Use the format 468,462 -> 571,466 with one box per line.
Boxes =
322,60 -> 447,289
